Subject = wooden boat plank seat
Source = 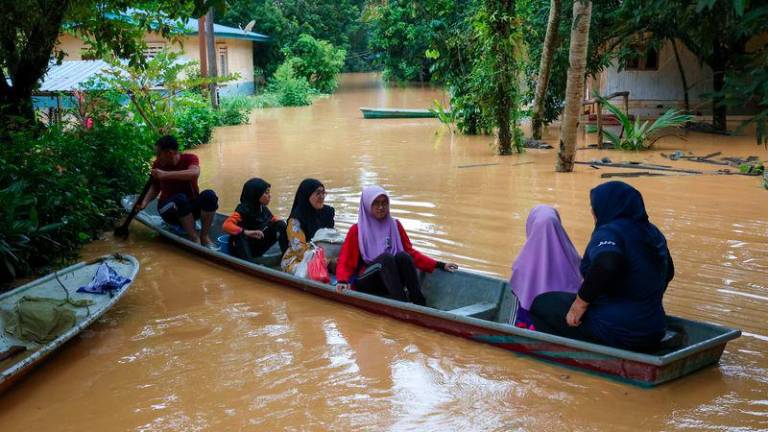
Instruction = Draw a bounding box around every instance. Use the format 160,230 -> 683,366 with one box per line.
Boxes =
448,302 -> 497,320
420,270 -> 505,320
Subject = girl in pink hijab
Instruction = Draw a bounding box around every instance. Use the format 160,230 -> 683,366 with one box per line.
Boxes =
510,205 -> 582,327
336,186 -> 458,305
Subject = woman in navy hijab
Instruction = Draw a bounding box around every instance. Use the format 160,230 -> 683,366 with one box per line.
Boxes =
529,181 -> 674,351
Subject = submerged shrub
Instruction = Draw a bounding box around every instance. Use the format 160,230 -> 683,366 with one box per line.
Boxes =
174,93 -> 219,149
251,92 -> 283,109
268,61 -> 315,107
218,96 -> 256,126
284,34 -> 346,93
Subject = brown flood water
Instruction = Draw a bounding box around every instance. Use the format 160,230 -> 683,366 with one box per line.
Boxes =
2,73 -> 768,431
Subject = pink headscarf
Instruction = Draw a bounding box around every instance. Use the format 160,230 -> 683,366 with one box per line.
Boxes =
510,205 -> 583,310
357,186 -> 405,263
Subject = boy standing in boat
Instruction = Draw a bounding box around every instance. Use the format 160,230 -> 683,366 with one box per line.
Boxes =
136,135 -> 219,248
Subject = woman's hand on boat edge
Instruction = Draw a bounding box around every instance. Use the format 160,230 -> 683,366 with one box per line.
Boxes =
441,262 -> 459,272
336,283 -> 350,293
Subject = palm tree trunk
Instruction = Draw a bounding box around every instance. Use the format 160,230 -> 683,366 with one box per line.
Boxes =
555,0 -> 592,173
531,0 -> 561,140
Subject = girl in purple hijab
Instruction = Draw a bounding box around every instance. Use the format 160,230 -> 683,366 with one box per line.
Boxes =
336,186 -> 458,305
510,205 -> 582,327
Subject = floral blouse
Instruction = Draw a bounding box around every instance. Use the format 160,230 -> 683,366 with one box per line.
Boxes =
280,218 -> 310,274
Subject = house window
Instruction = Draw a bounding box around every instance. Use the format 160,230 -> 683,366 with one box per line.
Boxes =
218,45 -> 229,76
625,46 -> 659,71
145,42 -> 166,59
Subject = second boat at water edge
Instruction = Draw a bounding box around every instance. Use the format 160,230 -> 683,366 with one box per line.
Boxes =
360,107 -> 442,119
1,254 -> 139,393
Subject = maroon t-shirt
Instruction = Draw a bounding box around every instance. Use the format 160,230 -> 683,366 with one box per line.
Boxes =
152,153 -> 200,202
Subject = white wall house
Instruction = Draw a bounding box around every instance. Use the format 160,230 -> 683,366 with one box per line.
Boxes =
589,39 -> 713,117
55,19 -> 269,96
590,33 -> 768,118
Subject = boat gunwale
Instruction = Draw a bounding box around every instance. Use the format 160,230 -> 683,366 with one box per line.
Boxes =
359,107 -> 439,118
0,254 -> 140,388
132,209 -> 740,368
360,107 -> 434,113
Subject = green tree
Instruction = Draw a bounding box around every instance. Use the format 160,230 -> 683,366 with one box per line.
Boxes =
472,0 -> 527,154
93,50 -> 229,135
519,0 -> 620,131
369,0 -> 451,82
0,1 -> 219,128
221,0 -> 294,77
284,34 -> 346,93
425,0 -> 490,134
219,0 -> 371,75
606,0 -> 768,131
716,3 -> 768,144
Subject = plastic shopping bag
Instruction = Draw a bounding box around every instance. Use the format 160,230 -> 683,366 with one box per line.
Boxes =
307,246 -> 330,283
294,248 -> 315,279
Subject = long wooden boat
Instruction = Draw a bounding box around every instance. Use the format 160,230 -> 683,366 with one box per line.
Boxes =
124,197 -> 740,387
1,254 -> 139,393
360,107 -> 441,119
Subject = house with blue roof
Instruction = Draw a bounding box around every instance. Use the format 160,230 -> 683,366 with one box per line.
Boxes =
53,18 -> 269,97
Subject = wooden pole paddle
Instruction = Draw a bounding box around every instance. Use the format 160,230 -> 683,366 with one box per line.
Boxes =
114,177 -> 153,238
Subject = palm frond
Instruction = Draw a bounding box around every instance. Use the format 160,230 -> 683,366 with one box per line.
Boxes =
602,128 -> 621,148
595,96 -> 693,150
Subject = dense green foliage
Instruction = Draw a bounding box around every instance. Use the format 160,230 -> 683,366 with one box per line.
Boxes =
375,0 -> 526,152
695,1 -> 768,140
284,34 -> 347,93
372,0 -> 767,137
471,0 -> 527,154
517,0 -> 621,125
174,95 -> 220,148
266,61 -> 316,106
1,50 -> 256,285
721,48 -> 768,146
218,95 -> 257,125
425,1 -> 490,134
219,0 -> 373,75
611,0 -> 768,131
0,123 -> 155,283
368,0 -> 448,82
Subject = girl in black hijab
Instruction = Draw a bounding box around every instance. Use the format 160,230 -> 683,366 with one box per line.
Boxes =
530,181 -> 674,351
222,178 -> 288,260
281,178 -> 335,274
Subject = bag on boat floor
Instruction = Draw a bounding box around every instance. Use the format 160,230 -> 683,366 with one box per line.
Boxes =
308,247 -> 331,283
311,228 -> 344,260
1,296 -> 91,344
